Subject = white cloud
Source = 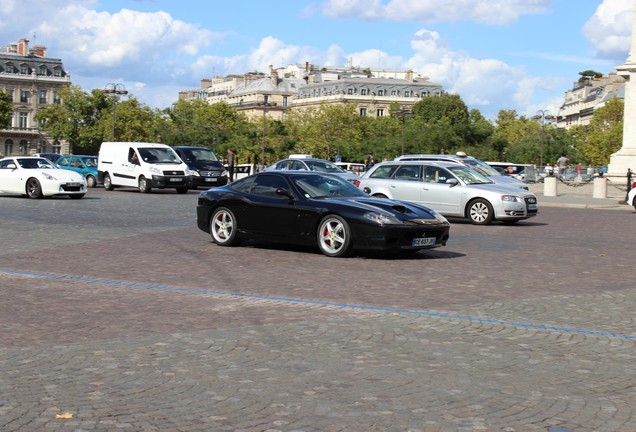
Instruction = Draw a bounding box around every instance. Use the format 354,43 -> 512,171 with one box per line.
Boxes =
322,0 -> 551,24
582,0 -> 632,61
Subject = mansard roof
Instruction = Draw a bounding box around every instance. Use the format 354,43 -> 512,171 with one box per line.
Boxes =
0,51 -> 68,77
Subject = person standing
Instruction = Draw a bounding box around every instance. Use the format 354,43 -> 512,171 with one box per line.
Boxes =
544,163 -> 553,177
226,148 -> 235,182
556,154 -> 569,177
365,151 -> 376,171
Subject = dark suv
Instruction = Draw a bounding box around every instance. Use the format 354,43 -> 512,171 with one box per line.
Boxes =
173,146 -> 228,188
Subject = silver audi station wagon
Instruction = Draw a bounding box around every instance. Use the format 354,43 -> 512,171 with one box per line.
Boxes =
355,161 -> 538,225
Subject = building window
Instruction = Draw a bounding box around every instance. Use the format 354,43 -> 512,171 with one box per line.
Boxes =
18,112 -> 28,129
404,90 -> 411,97
282,96 -> 288,107
53,68 -> 61,77
39,66 -> 47,75
39,90 -> 47,104
390,90 -> 398,96
20,64 -> 28,74
421,90 -> 429,97
53,92 -> 61,104
361,89 -> 368,96
19,139 -> 28,154
20,90 -> 29,103
377,109 -> 384,117
360,108 -> 367,116
6,88 -> 14,102
4,139 -> 13,156
348,88 -> 354,95
378,89 -> 385,96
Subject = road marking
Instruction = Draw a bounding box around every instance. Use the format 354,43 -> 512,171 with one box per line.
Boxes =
2,268 -> 634,340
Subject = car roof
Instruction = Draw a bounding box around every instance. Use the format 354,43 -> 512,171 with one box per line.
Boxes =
395,153 -> 476,161
173,146 -> 211,150
373,160 -> 460,168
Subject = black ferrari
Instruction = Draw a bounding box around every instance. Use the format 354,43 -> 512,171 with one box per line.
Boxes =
196,171 -> 450,257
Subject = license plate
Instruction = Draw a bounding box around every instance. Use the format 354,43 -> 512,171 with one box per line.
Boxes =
205,178 -> 217,182
528,204 -> 538,210
65,182 -> 82,187
412,237 -> 436,247
169,178 -> 182,182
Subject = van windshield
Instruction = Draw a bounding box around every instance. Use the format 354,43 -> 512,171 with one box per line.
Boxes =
179,148 -> 219,162
138,147 -> 181,164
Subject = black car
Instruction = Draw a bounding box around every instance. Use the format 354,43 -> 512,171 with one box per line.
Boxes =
173,146 -> 228,188
196,171 -> 450,257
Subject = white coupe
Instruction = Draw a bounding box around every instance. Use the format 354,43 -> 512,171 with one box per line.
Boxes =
0,156 -> 87,199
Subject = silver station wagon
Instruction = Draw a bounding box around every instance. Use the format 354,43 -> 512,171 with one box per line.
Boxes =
355,161 -> 538,225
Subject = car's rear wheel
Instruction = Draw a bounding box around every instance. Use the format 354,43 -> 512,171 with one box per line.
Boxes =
467,198 -> 493,225
317,215 -> 352,257
138,176 -> 152,193
26,178 -> 44,199
103,173 -> 114,191
372,193 -> 388,199
210,207 -> 239,246
86,175 -> 97,188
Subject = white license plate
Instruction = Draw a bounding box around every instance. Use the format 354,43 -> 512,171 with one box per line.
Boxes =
412,237 -> 436,247
169,178 -> 182,182
528,204 -> 537,210
66,183 -> 82,187
205,178 -> 217,182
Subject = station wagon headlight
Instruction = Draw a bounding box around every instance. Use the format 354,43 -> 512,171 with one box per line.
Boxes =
501,195 -> 522,202
364,212 -> 401,225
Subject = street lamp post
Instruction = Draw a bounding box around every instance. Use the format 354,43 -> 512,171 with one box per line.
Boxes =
101,83 -> 128,141
532,110 -> 555,168
393,107 -> 411,155
257,95 -> 276,169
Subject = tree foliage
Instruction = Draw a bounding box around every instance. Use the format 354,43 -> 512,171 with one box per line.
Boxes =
0,89 -> 12,129
579,98 -> 624,165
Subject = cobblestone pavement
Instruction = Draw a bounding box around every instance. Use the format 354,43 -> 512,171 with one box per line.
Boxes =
1,188 -> 635,431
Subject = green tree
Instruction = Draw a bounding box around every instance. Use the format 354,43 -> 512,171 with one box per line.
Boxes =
0,89 -> 12,129
579,98 -> 623,165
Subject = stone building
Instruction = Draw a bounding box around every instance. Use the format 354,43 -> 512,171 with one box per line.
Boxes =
0,37 -> 71,156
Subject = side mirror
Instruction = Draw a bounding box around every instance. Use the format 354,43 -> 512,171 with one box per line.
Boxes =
446,178 -> 459,186
6,163 -> 17,170
275,188 -> 295,200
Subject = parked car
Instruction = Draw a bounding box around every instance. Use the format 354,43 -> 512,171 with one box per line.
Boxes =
196,171 -> 450,257
33,153 -> 62,164
396,152 -> 529,190
335,162 -> 366,176
356,161 -> 538,225
56,155 -> 99,187
266,158 -> 359,183
173,146 -> 228,188
0,156 -> 87,199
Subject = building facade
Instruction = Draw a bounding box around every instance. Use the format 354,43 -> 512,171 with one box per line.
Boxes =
556,72 -> 625,129
0,38 -> 71,156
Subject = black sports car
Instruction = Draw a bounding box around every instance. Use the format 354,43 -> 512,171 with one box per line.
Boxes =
196,171 -> 450,257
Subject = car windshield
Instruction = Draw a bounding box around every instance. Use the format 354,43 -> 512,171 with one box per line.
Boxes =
180,148 -> 219,162
448,165 -> 493,184
17,158 -> 57,169
462,158 -> 501,176
304,160 -> 346,173
138,147 -> 181,164
82,157 -> 98,167
291,174 -> 366,198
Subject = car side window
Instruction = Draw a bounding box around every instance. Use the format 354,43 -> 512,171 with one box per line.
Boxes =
57,157 -> 70,167
369,165 -> 398,179
0,159 -> 14,169
250,175 -> 290,199
72,158 -> 83,168
393,165 -> 421,181
424,167 -> 449,183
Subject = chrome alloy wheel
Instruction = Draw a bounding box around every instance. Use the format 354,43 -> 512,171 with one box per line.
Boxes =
317,215 -> 351,257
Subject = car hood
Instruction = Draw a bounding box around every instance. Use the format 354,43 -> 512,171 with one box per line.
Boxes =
334,196 -> 443,220
465,182 -> 536,197
186,160 -> 225,171
37,169 -> 85,181
489,175 -> 528,189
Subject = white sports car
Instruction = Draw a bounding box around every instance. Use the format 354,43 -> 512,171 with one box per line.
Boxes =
0,156 -> 87,199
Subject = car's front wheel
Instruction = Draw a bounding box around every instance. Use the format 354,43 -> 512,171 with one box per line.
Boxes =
26,178 -> 44,199
317,215 -> 352,257
138,176 -> 152,193
210,207 -> 239,246
86,175 -> 97,188
467,198 -> 494,225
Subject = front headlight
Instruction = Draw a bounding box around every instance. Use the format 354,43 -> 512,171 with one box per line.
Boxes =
149,166 -> 161,175
41,172 -> 57,180
363,212 -> 401,225
222,169 -> 229,176
501,195 -> 522,202
189,169 -> 200,177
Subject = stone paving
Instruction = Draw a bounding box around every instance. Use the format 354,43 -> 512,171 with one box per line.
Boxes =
0,188 -> 635,431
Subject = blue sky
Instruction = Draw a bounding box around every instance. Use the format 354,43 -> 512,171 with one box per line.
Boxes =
0,0 -> 632,119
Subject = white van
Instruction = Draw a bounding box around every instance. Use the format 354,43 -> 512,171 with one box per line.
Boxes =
98,142 -> 192,193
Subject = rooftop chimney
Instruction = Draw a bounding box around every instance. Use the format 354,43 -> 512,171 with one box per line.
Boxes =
17,38 -> 29,56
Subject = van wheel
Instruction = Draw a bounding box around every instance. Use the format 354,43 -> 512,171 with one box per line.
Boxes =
103,173 -> 114,191
86,175 -> 96,188
139,176 -> 152,193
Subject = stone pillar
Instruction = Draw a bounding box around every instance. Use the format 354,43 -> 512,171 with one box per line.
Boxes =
544,176 -> 558,197
608,0 -> 636,177
593,177 -> 608,199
